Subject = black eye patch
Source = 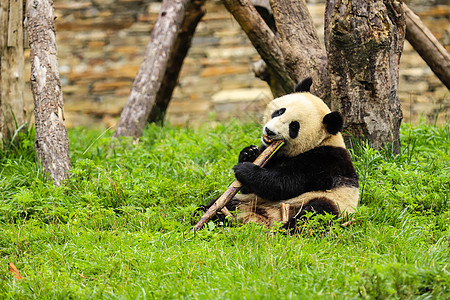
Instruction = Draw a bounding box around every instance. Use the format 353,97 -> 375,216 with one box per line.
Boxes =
289,121 -> 300,139
271,108 -> 286,118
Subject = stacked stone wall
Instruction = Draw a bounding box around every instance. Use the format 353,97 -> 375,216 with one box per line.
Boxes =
22,0 -> 449,128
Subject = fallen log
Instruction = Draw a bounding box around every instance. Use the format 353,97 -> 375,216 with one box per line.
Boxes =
192,139 -> 284,231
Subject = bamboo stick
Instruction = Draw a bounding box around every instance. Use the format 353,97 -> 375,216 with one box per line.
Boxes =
193,139 -> 284,231
281,203 -> 290,223
220,206 -> 234,219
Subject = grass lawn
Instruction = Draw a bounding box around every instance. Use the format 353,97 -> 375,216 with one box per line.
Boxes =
1,120 -> 449,299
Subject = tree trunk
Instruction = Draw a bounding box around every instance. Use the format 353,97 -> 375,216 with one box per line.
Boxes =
113,0 -> 194,138
25,0 -> 71,185
269,0 -> 331,103
249,1 -> 285,98
0,0 -> 25,147
325,0 -> 406,153
404,3 -> 450,89
221,0 -> 294,95
148,0 -> 206,123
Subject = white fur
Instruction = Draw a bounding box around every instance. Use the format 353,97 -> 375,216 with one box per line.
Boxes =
262,93 -> 345,157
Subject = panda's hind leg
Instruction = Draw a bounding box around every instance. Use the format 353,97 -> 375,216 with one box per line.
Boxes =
202,196 -> 239,211
281,197 -> 339,231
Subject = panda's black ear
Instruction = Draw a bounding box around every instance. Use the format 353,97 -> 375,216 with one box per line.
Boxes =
294,77 -> 313,93
323,112 -> 343,135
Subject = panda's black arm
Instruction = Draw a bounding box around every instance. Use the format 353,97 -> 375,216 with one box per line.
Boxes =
237,145 -> 264,194
235,146 -> 356,201
233,162 -> 312,201
233,146 -> 351,201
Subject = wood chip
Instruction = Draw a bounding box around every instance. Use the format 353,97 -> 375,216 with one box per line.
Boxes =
8,262 -> 22,280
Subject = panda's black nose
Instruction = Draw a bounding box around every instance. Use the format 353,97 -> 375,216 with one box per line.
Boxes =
265,127 -> 276,137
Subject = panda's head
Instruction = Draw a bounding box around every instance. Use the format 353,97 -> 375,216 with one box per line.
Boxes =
261,78 -> 345,157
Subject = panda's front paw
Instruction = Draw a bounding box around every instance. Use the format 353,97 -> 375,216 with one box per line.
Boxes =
233,162 -> 260,184
238,145 -> 260,163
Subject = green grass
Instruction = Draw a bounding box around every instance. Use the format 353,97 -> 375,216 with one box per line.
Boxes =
0,120 -> 449,299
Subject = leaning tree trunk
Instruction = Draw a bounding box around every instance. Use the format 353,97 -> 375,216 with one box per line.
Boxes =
325,0 -> 406,153
148,0 -> 206,123
0,0 -> 25,146
25,0 -> 71,185
403,4 -> 450,89
113,0 -> 205,138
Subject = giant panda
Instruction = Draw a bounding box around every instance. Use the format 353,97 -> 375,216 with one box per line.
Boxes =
202,78 -> 359,230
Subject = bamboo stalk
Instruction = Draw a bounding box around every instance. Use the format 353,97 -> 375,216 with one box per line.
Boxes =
192,139 -> 284,231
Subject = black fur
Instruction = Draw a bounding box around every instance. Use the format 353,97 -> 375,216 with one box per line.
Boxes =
289,121 -> 300,139
294,77 -> 313,93
238,145 -> 260,163
238,145 -> 261,194
323,112 -> 343,135
271,108 -> 286,119
195,197 -> 240,225
233,146 -> 358,201
281,197 -> 339,231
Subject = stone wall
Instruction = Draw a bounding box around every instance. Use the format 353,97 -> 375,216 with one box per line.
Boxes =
23,0 -> 449,128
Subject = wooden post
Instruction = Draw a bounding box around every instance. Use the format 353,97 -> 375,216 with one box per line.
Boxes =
0,0 -> 25,146
25,0 -> 72,185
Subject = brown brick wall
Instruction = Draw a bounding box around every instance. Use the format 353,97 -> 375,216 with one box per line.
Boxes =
23,0 -> 449,128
